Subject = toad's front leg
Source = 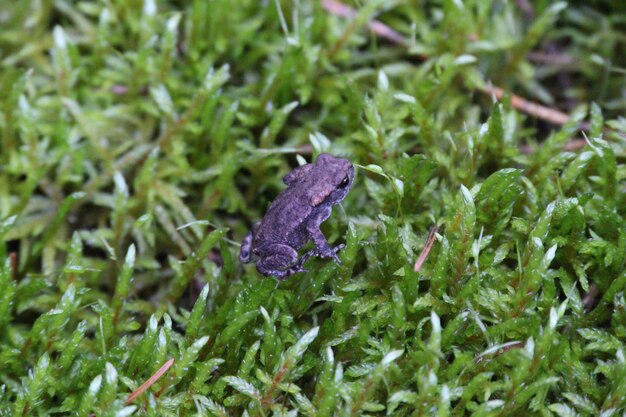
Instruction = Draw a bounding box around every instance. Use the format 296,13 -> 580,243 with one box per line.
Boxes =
306,207 -> 343,264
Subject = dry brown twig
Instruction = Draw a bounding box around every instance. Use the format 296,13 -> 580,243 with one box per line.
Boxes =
480,84 -> 570,126
414,225 -> 439,272
528,52 -> 575,66
322,0 -> 406,44
126,358 -> 175,404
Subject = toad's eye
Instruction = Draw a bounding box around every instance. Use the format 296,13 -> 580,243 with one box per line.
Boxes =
339,175 -> 350,188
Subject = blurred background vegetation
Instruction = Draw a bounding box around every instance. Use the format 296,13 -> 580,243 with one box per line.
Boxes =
0,0 -> 625,415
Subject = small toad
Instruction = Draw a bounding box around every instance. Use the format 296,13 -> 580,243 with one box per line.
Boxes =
240,153 -> 354,279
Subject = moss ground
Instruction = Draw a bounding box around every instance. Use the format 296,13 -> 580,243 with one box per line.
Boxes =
1,1 -> 625,416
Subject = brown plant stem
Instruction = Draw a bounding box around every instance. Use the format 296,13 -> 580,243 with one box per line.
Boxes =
126,358 -> 175,404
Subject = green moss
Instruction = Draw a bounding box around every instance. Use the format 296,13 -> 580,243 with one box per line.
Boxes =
1,0 -> 625,415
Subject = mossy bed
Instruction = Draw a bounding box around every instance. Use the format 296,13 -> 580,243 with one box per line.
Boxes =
1,1 -> 625,415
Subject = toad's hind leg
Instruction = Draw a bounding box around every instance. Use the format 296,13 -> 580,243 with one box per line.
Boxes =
255,244 -> 301,280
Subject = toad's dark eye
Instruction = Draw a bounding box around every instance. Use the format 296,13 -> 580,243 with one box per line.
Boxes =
339,175 -> 350,188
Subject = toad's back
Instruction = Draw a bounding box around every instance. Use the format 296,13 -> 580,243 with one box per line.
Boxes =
252,185 -> 315,250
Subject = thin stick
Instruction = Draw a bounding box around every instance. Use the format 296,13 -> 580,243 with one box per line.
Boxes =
480,84 -> 571,126
322,0 -> 405,44
125,358 -> 175,404
528,52 -> 574,66
10,252 -> 18,281
414,225 -> 439,272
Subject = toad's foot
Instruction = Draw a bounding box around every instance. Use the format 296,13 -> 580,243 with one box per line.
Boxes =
319,243 -> 345,265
